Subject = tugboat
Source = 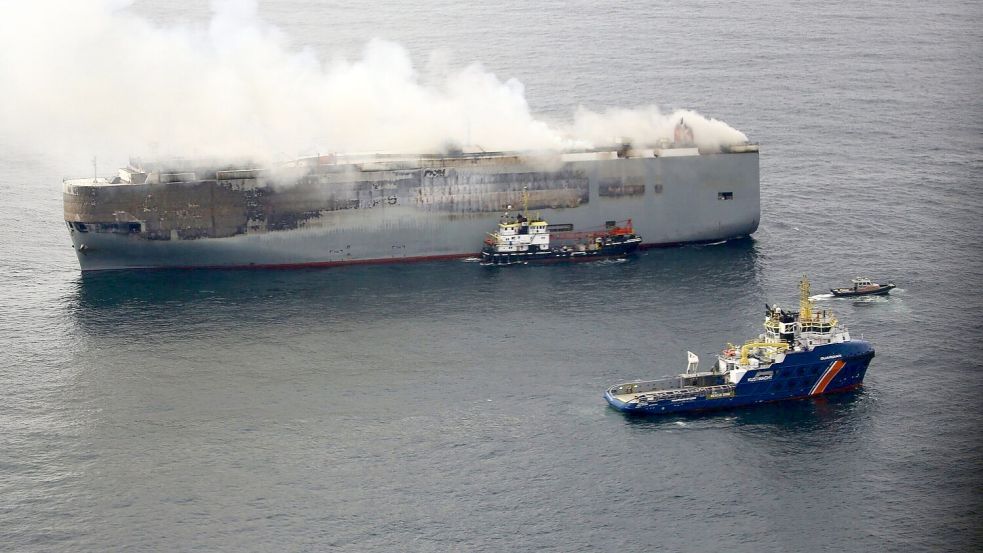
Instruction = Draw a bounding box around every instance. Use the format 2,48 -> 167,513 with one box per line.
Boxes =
480,192 -> 641,266
831,277 -> 895,297
604,277 -> 875,415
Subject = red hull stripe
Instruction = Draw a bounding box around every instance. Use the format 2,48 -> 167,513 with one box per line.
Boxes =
810,359 -> 846,396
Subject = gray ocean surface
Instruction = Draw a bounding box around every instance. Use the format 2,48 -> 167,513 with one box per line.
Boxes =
2,0 -> 982,551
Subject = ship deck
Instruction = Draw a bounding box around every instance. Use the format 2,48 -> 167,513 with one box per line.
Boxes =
611,384 -> 736,404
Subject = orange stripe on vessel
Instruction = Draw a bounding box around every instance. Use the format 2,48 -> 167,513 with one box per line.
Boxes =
812,360 -> 846,396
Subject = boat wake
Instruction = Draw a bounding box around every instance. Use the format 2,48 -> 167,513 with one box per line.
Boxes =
595,258 -> 629,265
852,295 -> 892,304
461,257 -> 482,263
809,293 -> 834,301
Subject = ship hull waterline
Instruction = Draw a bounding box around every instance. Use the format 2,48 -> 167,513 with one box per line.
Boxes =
71,235 -> 749,273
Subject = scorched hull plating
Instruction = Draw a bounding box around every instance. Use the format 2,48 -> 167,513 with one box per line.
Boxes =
64,151 -> 760,272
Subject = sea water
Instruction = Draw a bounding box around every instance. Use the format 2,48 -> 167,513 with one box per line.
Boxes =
0,1 -> 980,550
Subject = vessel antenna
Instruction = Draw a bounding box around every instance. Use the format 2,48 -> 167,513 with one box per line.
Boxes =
92,156 -> 97,182
522,186 -> 529,218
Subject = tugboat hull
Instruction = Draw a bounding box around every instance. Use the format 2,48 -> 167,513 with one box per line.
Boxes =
481,236 -> 641,266
605,341 -> 875,415
606,277 -> 876,416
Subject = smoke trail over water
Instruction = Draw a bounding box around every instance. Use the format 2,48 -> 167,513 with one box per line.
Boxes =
0,0 -> 749,162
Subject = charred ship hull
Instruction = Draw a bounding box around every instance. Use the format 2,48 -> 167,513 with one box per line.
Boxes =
63,146 -> 760,272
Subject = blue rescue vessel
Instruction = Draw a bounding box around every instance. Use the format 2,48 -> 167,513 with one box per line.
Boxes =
605,277 -> 875,415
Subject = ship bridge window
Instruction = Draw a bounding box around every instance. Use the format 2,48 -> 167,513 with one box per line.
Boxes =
718,192 -> 734,200
72,222 -> 88,233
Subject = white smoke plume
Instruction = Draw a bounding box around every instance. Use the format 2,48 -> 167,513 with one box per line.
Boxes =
570,106 -> 749,153
0,0 -> 749,163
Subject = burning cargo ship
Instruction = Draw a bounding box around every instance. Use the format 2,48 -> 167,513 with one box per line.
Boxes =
63,134 -> 760,272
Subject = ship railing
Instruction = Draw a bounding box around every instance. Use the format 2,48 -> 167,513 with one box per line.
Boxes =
637,387 -> 701,401
635,384 -> 735,403
550,219 -> 635,241
64,177 -> 111,186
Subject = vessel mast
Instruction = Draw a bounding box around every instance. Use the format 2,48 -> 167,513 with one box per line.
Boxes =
800,275 -> 812,320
